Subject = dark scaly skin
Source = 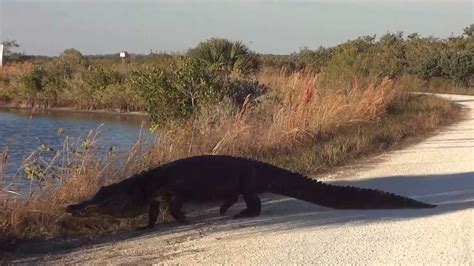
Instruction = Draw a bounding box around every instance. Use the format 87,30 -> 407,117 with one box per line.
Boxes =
66,155 -> 435,229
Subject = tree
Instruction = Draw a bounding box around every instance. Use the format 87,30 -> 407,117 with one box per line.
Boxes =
20,66 -> 46,106
377,32 -> 407,78
407,33 -> 420,40
463,24 -> 474,38
1,40 -> 19,56
58,48 -> 89,78
60,48 -> 88,67
188,38 -> 258,77
439,50 -> 474,85
130,58 -> 231,123
296,46 -> 333,73
380,31 -> 404,44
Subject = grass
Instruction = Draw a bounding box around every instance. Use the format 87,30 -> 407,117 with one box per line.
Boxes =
396,74 -> 474,96
0,69 -> 463,250
264,93 -> 462,174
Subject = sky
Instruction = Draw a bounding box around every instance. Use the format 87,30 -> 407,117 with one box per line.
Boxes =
1,0 -> 472,56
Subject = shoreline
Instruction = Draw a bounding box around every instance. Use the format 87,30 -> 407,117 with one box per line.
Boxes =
0,102 -> 149,118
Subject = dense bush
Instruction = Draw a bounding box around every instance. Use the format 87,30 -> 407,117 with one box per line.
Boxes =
130,58 -> 229,123
129,57 -> 270,123
260,26 -> 473,87
130,67 -> 171,122
438,49 -> 474,85
296,47 -> 333,73
226,78 -> 269,106
258,54 -> 301,72
19,65 -> 46,105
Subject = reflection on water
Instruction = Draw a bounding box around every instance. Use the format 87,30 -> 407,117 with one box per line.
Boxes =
0,108 -> 154,192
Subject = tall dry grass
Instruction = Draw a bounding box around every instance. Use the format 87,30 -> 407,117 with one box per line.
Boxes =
0,69 -> 461,246
259,70 -> 397,143
0,129 -> 155,244
0,62 -> 32,82
141,69 -> 398,162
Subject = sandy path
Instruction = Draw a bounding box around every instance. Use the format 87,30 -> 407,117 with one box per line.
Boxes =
10,94 -> 474,264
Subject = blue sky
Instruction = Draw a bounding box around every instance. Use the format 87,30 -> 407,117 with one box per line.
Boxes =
1,0 -> 472,55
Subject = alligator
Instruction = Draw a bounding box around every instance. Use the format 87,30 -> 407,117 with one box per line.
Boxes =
66,155 -> 435,229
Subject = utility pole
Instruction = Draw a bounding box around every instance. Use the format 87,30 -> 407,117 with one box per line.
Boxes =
0,44 -> 3,68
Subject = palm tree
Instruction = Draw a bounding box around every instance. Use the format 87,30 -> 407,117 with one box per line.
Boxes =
188,38 -> 258,77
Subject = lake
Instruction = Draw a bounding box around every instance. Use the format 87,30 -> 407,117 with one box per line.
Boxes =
0,108 -> 154,193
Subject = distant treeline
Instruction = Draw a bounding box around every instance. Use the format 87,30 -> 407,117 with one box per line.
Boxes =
1,25 -> 472,120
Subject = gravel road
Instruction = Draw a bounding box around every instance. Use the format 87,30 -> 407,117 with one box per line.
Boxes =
11,94 -> 474,264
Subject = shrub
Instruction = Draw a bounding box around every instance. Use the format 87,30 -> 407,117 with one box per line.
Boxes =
321,36 -> 378,86
419,55 -> 442,80
94,82 -> 144,111
295,47 -> 333,73
439,49 -> 474,85
131,58 -> 229,123
226,78 -> 269,106
19,65 -> 46,105
170,57 -> 227,109
130,66 -> 174,122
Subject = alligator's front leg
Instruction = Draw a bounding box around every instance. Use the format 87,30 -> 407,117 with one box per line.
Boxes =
233,192 -> 261,219
220,194 -> 239,215
138,188 -> 172,230
136,200 -> 161,231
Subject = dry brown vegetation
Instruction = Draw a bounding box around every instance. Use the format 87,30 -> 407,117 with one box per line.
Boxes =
0,69 -> 462,249
396,74 -> 474,96
0,62 -> 32,82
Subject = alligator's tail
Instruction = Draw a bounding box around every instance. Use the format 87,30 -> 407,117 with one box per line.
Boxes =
268,171 -> 435,209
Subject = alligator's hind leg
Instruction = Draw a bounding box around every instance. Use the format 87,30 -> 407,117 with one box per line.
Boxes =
146,200 -> 161,228
169,194 -> 189,224
233,192 -> 261,219
233,172 -> 261,219
220,194 -> 239,215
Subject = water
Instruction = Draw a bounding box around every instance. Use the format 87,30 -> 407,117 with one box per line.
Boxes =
0,108 -> 153,192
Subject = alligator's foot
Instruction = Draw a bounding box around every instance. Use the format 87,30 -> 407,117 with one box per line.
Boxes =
233,193 -> 261,219
219,206 -> 230,216
175,217 -> 190,225
232,208 -> 260,219
135,224 -> 154,231
220,195 -> 239,216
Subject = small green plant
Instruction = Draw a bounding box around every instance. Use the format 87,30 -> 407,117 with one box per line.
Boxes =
23,163 -> 46,182
81,139 -> 93,150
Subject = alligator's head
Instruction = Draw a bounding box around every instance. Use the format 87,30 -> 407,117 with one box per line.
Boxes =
66,182 -> 149,219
